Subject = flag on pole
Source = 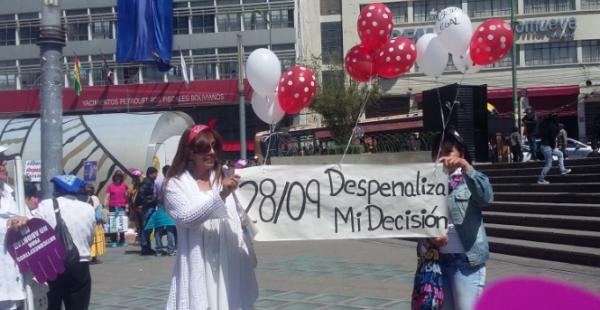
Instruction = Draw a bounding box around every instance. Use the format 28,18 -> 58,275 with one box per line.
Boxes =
179,50 -> 189,85
73,54 -> 82,96
102,55 -> 114,85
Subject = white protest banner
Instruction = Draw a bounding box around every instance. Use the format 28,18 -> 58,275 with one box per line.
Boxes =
236,163 -> 448,241
25,160 -> 42,182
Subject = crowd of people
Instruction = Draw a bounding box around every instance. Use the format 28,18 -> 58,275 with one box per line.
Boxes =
4,113 -> 599,309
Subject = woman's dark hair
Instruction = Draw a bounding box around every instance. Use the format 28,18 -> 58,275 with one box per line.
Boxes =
431,128 -> 472,164
24,182 -> 39,199
167,126 -> 224,184
112,170 -> 124,183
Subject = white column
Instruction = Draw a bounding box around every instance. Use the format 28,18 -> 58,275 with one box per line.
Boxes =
87,9 -> 92,40
87,56 -> 93,86
138,66 -> 143,84
407,1 -> 414,23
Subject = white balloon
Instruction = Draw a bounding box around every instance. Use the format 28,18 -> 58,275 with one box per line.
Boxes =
416,33 -> 449,77
251,91 -> 285,124
452,50 -> 481,74
246,48 -> 282,96
435,7 -> 472,56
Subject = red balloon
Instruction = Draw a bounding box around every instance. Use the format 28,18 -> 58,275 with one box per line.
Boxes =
277,65 -> 317,114
374,37 -> 417,79
357,3 -> 393,52
345,44 -> 375,82
469,19 -> 514,66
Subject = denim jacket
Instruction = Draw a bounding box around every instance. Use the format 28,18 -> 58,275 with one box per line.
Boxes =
447,167 -> 494,267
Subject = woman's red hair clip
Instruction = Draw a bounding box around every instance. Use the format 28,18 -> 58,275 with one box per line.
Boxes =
186,124 -> 209,146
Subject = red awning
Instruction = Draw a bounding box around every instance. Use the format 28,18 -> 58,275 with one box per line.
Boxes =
487,85 -> 579,117
0,79 -> 252,115
488,88 -> 523,100
526,85 -> 579,97
222,140 -> 255,152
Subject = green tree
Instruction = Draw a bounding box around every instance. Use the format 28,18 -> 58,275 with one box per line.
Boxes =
308,58 -> 381,146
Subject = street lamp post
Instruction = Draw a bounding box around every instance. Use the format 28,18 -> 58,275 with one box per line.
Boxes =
237,33 -> 247,160
511,0 -> 520,131
38,0 -> 65,198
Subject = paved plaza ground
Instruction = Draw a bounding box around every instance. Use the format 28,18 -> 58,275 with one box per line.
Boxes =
89,239 -> 600,309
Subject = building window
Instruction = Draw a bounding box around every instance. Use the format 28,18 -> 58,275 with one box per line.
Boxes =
217,0 -> 240,6
20,70 -> 40,89
191,0 -> 215,8
192,14 -> 215,33
524,0 -> 574,13
321,22 -> 342,64
119,67 -> 140,84
192,48 -> 217,80
142,65 -> 165,83
66,23 -> 88,41
270,9 -> 294,28
414,0 -> 461,22
243,12 -> 267,30
320,0 -> 341,15
217,13 -> 241,32
0,26 -> 16,46
582,40 -> 600,63
0,73 -> 16,89
272,43 -> 296,69
217,47 -> 238,79
91,20 -> 113,39
388,2 -> 408,24
468,0 -> 511,17
486,46 -> 519,68
524,41 -> 577,66
18,25 -> 38,45
173,16 -> 189,34
581,0 -> 600,9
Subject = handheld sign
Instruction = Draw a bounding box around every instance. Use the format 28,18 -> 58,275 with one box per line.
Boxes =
6,218 -> 66,283
236,164 -> 448,241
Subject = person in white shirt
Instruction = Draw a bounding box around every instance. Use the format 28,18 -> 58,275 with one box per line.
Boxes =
0,164 -> 25,310
8,175 -> 95,310
164,124 -> 258,310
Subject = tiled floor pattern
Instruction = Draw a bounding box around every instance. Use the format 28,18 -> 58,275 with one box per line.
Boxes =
91,255 -> 413,309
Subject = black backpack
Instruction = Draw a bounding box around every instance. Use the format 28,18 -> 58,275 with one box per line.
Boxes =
53,198 -> 80,269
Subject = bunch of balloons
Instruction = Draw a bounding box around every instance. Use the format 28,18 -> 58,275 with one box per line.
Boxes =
246,49 -> 318,123
345,3 -> 417,82
416,7 -> 514,77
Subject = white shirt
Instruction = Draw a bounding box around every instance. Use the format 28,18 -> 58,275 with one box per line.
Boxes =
33,196 -> 96,262
440,169 -> 466,254
164,171 -> 258,310
0,188 -> 26,305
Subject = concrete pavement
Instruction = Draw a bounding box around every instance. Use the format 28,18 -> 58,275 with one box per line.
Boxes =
90,239 -> 600,309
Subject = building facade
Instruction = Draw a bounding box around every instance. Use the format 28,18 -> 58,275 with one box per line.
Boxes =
0,0 -> 298,154
298,0 -> 600,141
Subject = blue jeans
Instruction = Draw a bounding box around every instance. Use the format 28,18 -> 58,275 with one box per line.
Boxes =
155,226 -> 176,254
440,254 -> 486,310
538,145 -> 566,181
527,135 -> 537,160
139,207 -> 155,252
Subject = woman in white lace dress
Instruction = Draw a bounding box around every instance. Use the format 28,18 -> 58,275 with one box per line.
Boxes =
163,124 -> 258,310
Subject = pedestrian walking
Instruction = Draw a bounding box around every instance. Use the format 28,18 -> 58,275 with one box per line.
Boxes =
9,175 -> 95,310
510,127 -> 523,162
86,183 -> 106,264
137,167 -> 159,256
146,165 -> 177,256
415,129 -> 494,310
537,113 -> 572,184
557,123 -> 568,159
164,124 -> 258,310
522,108 -> 539,161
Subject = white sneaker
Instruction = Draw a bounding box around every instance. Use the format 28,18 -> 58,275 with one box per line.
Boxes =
560,169 -> 572,175
537,179 -> 550,184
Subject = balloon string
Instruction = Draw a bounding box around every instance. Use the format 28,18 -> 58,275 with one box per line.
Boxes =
339,79 -> 372,166
433,71 -> 467,172
262,123 -> 275,166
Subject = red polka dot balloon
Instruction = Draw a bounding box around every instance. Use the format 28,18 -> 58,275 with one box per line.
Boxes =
469,19 -> 514,66
277,65 -> 317,114
345,44 -> 375,82
357,3 -> 393,52
374,37 -> 417,79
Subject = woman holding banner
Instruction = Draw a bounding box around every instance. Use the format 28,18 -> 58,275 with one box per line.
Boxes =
419,129 -> 493,310
0,164 -> 25,309
163,124 -> 257,310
